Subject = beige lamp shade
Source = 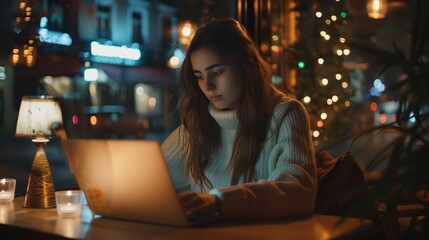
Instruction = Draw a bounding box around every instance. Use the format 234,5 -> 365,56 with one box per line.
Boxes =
15,96 -> 63,138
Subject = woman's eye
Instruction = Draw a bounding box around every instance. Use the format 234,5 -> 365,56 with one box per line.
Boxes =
195,75 -> 204,80
211,70 -> 223,76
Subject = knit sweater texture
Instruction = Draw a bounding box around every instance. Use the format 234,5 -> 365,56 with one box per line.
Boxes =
161,97 -> 316,217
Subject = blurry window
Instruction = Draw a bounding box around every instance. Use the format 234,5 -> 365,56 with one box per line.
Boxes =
135,83 -> 163,116
97,5 -> 111,39
132,12 -> 143,43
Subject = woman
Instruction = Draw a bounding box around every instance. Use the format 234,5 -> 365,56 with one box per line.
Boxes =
162,19 -> 316,218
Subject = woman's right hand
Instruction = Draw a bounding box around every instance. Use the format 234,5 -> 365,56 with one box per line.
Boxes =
178,191 -> 222,217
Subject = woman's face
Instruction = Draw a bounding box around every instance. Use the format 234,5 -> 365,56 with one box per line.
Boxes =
191,48 -> 243,110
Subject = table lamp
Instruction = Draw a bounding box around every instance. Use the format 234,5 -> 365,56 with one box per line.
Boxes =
15,96 -> 64,208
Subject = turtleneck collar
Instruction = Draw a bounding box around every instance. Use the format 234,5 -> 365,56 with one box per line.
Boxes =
208,103 -> 238,130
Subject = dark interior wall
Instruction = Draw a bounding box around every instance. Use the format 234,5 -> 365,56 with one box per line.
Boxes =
0,1 -> 15,56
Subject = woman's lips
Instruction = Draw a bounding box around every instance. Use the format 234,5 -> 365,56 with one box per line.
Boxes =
209,95 -> 222,102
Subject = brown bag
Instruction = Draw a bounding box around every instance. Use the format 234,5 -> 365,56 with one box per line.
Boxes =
315,151 -> 379,220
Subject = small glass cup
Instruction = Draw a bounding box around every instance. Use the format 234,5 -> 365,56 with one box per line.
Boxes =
55,190 -> 82,217
0,179 -> 16,203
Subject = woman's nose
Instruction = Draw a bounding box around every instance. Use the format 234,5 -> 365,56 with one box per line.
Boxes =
202,77 -> 216,90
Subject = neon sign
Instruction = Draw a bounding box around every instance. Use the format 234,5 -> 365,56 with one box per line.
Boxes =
90,41 -> 141,61
38,17 -> 72,46
38,28 -> 73,46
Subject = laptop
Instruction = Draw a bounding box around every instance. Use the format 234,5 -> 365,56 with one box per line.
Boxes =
61,139 -> 223,227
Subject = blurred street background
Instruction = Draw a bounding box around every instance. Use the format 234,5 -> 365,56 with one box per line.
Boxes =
0,0 -> 416,194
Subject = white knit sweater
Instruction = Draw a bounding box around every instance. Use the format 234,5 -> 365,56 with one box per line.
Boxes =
161,98 -> 316,217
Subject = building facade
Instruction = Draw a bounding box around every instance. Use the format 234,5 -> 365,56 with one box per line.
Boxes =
1,0 -> 180,139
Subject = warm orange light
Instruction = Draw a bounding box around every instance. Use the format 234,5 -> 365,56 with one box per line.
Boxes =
168,56 -> 180,69
181,22 -> 193,37
12,54 -> 20,64
271,45 -> 280,53
26,55 -> 34,66
317,120 -> 324,128
379,113 -> 387,124
178,21 -> 196,45
367,0 -> 388,19
344,101 -> 351,107
90,116 -> 97,125
148,97 -> 157,109
370,102 -> 378,112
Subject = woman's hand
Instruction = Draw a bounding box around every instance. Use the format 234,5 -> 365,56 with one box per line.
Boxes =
178,191 -> 222,217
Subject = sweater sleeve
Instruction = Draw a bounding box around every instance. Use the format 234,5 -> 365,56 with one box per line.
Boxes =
161,126 -> 191,191
209,99 -> 317,217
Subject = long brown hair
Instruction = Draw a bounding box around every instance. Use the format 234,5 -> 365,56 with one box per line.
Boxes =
178,19 -> 284,190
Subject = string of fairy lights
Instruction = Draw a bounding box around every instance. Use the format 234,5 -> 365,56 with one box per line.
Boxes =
293,0 -> 354,148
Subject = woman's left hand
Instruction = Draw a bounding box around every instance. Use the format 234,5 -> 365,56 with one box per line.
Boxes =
178,191 -> 222,217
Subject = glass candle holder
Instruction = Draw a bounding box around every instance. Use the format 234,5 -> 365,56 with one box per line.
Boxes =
55,190 -> 82,217
0,179 -> 16,203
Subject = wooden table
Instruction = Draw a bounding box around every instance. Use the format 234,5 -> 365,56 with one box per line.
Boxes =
0,197 -> 375,240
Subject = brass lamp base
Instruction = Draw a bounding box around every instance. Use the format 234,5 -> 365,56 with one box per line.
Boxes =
23,139 -> 56,208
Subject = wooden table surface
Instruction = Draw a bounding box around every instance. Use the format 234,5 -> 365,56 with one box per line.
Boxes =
0,196 -> 376,240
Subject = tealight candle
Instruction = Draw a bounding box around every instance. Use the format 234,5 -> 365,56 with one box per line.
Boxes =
57,202 -> 81,217
55,190 -> 82,217
0,191 -> 12,201
0,179 -> 16,203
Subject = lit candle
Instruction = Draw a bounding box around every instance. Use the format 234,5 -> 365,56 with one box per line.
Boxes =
57,203 -> 81,217
0,190 -> 13,202
56,190 -> 82,217
0,178 -> 15,203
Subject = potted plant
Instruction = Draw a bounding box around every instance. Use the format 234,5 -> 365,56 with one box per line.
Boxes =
350,0 -> 429,238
